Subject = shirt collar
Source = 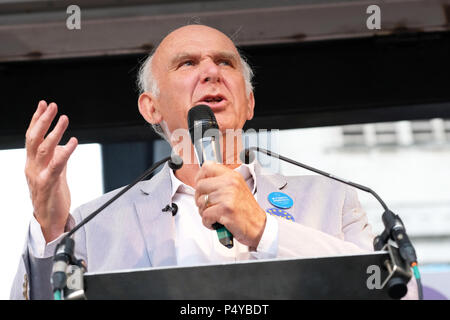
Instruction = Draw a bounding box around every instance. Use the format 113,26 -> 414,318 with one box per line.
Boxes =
169,168 -> 193,197
168,161 -> 257,198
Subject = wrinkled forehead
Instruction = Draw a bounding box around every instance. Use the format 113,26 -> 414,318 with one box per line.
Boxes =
153,25 -> 240,70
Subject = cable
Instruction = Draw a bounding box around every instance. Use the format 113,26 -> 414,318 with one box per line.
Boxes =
245,147 -> 390,211
411,262 -> 423,300
66,156 -> 171,238
54,289 -> 62,300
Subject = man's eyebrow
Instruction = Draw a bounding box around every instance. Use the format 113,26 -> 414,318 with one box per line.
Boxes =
169,52 -> 199,66
169,51 -> 240,66
212,51 -> 239,63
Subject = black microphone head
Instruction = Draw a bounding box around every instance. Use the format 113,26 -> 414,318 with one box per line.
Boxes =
168,154 -> 183,170
187,105 -> 219,144
239,148 -> 255,164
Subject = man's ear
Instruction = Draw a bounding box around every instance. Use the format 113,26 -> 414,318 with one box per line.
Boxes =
138,92 -> 162,124
246,91 -> 255,120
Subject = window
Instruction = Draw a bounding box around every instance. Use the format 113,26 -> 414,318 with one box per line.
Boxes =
0,144 -> 103,299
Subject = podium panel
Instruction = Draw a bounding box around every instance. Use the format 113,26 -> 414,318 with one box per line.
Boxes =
84,252 -> 392,299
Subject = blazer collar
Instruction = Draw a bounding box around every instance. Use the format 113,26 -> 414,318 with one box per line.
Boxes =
254,161 -> 287,190
138,162 -> 172,196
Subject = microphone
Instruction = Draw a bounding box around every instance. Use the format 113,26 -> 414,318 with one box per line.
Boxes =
188,105 -> 234,249
162,203 -> 178,216
51,236 -> 75,299
240,147 -> 422,299
52,153 -> 183,299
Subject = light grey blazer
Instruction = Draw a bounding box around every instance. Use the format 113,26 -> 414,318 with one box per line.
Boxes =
10,162 -> 387,300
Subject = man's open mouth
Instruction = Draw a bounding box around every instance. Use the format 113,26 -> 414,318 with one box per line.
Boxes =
200,95 -> 225,104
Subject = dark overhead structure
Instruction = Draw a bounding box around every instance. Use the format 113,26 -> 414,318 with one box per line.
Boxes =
1,0 -> 450,150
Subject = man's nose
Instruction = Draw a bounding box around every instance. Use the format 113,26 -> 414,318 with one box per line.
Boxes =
200,59 -> 221,84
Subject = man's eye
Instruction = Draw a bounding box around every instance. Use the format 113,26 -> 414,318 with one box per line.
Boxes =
218,60 -> 232,67
180,60 -> 195,67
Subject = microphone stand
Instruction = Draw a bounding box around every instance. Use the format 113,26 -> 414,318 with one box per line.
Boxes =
243,146 -> 423,300
51,154 -> 183,300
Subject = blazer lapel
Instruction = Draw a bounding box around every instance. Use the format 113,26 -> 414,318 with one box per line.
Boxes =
254,162 -> 288,209
134,163 -> 177,267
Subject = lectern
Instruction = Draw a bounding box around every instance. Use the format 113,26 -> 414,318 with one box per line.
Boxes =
74,251 -> 402,300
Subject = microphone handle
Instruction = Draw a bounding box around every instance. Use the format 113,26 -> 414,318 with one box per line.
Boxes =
212,223 -> 234,249
195,136 -> 234,249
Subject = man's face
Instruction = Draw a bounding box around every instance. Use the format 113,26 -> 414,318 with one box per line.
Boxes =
149,25 -> 255,136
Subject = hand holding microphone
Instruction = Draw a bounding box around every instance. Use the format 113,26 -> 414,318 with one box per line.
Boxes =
193,161 -> 267,250
188,105 -> 267,249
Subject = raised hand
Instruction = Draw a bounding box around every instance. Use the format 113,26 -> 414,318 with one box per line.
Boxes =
24,101 -> 78,243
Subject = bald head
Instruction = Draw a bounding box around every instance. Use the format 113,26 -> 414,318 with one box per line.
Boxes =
155,25 -> 239,60
137,24 -> 255,141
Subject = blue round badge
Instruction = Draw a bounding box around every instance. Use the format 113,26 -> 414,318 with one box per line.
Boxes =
266,208 -> 295,222
268,192 -> 293,209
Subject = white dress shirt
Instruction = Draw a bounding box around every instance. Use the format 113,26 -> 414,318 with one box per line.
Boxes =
28,162 -> 279,265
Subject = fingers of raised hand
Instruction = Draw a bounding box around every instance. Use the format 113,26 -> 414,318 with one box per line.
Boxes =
46,137 -> 78,177
28,100 -> 47,129
25,137 -> 78,185
24,101 -> 78,186
26,102 -> 58,158
35,115 -> 69,163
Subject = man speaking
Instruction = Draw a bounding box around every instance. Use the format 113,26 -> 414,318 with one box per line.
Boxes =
10,24 -> 416,300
